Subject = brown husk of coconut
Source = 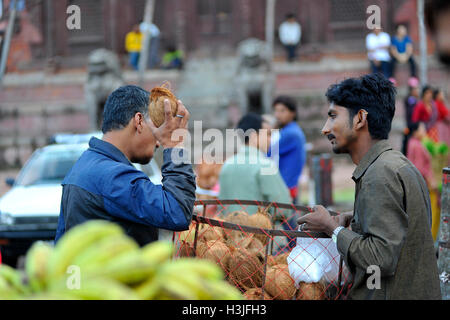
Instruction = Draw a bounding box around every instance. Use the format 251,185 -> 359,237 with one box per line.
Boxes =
297,282 -> 326,300
227,247 -> 263,289
264,264 -> 296,300
224,211 -> 250,243
197,224 -> 225,242
178,240 -> 195,257
247,205 -> 273,245
195,240 -> 231,272
243,288 -> 272,300
148,83 -> 178,128
238,234 -> 265,262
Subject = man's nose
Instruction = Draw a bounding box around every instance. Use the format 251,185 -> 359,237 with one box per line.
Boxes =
321,120 -> 331,136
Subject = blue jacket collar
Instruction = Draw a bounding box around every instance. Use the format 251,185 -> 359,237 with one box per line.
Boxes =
88,137 -> 132,166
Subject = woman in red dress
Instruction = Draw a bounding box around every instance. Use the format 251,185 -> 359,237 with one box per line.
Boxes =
412,86 -> 442,142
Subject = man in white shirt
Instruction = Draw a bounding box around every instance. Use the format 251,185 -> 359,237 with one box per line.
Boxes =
366,27 -> 392,79
279,13 -> 302,62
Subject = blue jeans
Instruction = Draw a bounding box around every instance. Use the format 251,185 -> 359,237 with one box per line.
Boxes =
129,52 -> 140,70
370,60 -> 391,79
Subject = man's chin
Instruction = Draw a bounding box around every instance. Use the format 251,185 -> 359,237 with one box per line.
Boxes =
331,145 -> 347,154
131,156 -> 152,165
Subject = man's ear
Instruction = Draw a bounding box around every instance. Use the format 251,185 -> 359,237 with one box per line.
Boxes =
134,112 -> 144,133
354,109 -> 368,131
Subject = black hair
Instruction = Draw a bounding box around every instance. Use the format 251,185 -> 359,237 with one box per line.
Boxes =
408,122 -> 420,136
325,73 -> 397,140
286,13 -> 296,20
421,85 -> 433,98
433,88 -> 442,100
236,113 -> 263,144
272,95 -> 298,121
101,85 -> 150,134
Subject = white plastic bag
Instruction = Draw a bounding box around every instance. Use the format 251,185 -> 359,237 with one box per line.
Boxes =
287,233 -> 345,288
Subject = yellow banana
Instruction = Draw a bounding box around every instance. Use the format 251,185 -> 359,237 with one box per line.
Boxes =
140,240 -> 174,264
100,251 -> 157,285
160,258 -> 224,281
0,264 -> 30,295
47,220 -> 124,279
204,280 -> 243,300
155,274 -> 200,300
71,234 -> 138,270
25,241 -> 54,292
165,271 -> 213,299
0,276 -> 21,299
48,276 -> 140,300
133,275 -> 160,300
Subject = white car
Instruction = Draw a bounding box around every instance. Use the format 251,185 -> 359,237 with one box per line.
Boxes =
0,134 -> 162,266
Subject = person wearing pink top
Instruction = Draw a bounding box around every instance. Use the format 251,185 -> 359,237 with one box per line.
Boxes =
406,122 -> 436,189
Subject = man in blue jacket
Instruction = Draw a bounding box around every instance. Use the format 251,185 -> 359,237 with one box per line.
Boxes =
268,95 -> 306,250
55,85 -> 196,246
269,95 -> 306,203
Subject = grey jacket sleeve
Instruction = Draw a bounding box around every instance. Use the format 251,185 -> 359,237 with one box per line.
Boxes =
161,148 -> 197,223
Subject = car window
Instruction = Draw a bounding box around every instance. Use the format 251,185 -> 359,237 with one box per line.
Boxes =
15,147 -> 85,186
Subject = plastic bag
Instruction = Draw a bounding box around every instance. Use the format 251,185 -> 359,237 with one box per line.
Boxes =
287,232 -> 346,287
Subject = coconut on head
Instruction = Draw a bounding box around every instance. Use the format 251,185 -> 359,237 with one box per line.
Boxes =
148,83 -> 178,128
264,264 -> 296,300
297,282 -> 326,300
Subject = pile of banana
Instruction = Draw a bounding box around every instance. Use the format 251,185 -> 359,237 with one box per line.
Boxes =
0,220 -> 243,300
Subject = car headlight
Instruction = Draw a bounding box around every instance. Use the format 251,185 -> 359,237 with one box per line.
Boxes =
0,212 -> 15,225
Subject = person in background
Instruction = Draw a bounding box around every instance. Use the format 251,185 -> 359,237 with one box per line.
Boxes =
433,88 -> 450,147
278,13 -> 302,63
366,27 -> 392,80
401,77 -> 420,155
269,96 -> 306,204
219,113 -> 290,215
268,96 -> 306,250
139,20 -> 161,69
125,24 -> 143,70
162,43 -> 184,70
390,24 -> 417,81
412,85 -> 443,142
406,121 -> 440,241
406,122 -> 436,191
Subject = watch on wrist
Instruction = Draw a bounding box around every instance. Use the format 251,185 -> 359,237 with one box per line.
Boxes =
332,226 -> 344,244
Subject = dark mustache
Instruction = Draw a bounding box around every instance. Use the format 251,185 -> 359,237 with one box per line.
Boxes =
327,134 -> 336,141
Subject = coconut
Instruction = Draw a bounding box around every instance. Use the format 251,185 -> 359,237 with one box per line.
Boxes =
239,235 -> 265,262
274,252 -> 289,266
228,248 -> 263,289
148,84 -> 178,127
178,223 -> 196,244
264,265 -> 296,300
247,206 -> 273,245
224,211 -> 250,243
178,240 -> 195,257
243,288 -> 272,300
198,224 -> 224,242
297,282 -> 326,300
195,240 -> 231,272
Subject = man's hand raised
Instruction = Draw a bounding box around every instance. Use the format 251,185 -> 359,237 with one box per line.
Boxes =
148,99 -> 190,149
